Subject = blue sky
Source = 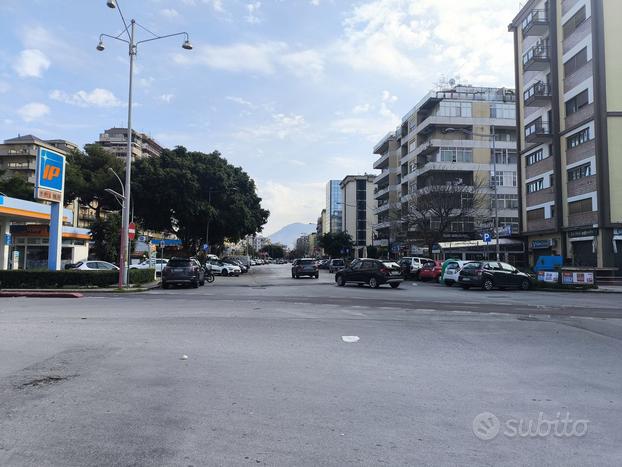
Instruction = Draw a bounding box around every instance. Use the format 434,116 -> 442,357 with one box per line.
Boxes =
0,0 -> 519,235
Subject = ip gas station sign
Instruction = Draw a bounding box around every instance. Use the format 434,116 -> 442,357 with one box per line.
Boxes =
35,148 -> 66,202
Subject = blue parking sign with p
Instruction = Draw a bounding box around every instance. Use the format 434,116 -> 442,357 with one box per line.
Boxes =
483,233 -> 492,243
37,148 -> 65,192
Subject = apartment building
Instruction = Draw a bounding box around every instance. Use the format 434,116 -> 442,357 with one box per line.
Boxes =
0,135 -> 78,184
95,128 -> 163,160
324,180 -> 343,234
509,0 -> 622,271
340,175 -> 376,257
395,85 -> 519,256
372,131 -> 402,251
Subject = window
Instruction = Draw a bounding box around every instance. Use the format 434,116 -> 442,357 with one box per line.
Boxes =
490,103 -> 515,119
567,128 -> 590,149
564,47 -> 588,76
568,197 -> 593,215
549,173 -> 555,187
568,163 -> 592,181
436,101 -> 472,117
493,171 -> 517,187
492,149 -> 518,165
440,147 -> 473,163
526,149 -> 545,165
550,205 -> 556,218
526,178 -> 544,193
565,90 -> 589,115
495,129 -> 517,142
562,6 -> 586,39
527,208 -> 545,221
525,117 -> 547,138
491,194 -> 519,210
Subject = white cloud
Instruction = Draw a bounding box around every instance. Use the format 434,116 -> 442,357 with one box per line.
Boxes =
280,49 -> 325,80
259,180 -> 325,236
226,96 -> 255,108
159,94 -> 175,103
160,8 -> 180,18
310,0 -> 320,5
352,103 -> 371,114
18,102 -> 50,122
245,1 -> 262,23
13,49 -> 50,78
233,113 -> 307,140
50,88 -> 123,108
332,91 -> 400,142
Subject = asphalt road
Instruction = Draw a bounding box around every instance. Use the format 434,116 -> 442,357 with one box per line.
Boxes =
1,264 -> 621,466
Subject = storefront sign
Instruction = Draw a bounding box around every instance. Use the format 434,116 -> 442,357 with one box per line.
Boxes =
537,271 -> 559,283
567,228 -> 598,239
531,239 -> 555,249
562,271 -> 594,285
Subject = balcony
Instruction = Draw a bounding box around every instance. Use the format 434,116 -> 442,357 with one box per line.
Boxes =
374,202 -> 391,215
524,81 -> 551,107
525,121 -> 551,144
373,151 -> 391,170
522,9 -> 549,37
374,186 -> 390,199
522,45 -> 550,72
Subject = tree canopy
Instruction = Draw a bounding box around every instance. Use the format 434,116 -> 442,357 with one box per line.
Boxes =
0,171 -> 34,201
260,244 -> 285,259
131,146 -> 269,253
319,231 -> 354,258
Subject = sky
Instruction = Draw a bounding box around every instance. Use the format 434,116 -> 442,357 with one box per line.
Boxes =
0,0 -> 520,235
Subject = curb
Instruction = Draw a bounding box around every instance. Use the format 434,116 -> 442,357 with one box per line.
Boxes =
0,291 -> 83,298
535,287 -> 622,294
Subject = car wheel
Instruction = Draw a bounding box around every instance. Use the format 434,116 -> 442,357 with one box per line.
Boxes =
291,273 -> 295,279
520,279 -> 531,291
222,269 -> 229,277
435,275 -> 440,283
162,281 -> 168,289
315,273 -> 319,279
483,278 -> 494,291
206,274 -> 215,283
192,280 -> 199,289
369,277 -> 379,289
444,280 -> 453,287
200,280 -> 205,286
461,285 -> 471,290
390,282 -> 400,289
336,275 -> 345,287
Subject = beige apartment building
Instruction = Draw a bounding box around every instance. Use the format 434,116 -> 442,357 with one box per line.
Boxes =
94,128 -> 163,160
374,85 -> 519,258
509,0 -> 622,272
340,175 -> 376,258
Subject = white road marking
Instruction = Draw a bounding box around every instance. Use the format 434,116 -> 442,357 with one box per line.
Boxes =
342,336 -> 360,343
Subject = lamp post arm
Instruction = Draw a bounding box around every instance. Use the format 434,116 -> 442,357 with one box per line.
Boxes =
137,31 -> 190,46
99,33 -> 129,45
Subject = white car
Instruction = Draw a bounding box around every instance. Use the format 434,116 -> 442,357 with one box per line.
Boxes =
442,260 -> 472,286
130,259 -> 169,276
208,261 -> 242,276
73,260 -> 119,271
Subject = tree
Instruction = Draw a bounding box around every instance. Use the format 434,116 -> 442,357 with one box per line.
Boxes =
131,146 -> 269,253
400,174 -> 486,254
319,232 -> 354,258
260,244 -> 284,259
64,145 -> 126,221
0,171 -> 35,201
89,213 -> 121,263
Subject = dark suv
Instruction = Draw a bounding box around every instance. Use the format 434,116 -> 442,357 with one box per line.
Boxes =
292,258 -> 319,279
335,259 -> 403,288
458,261 -> 531,291
161,257 -> 205,289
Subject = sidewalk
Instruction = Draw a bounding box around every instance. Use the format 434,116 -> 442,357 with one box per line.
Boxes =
0,281 -> 160,296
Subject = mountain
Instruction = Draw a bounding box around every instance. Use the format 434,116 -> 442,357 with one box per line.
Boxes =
268,223 -> 317,248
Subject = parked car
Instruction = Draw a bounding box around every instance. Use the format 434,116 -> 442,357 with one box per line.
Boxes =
458,261 -> 532,291
442,260 -> 472,286
318,259 -> 330,270
418,260 -> 443,282
161,257 -> 205,288
328,258 -> 346,273
335,259 -> 403,288
399,256 -> 434,279
291,258 -> 319,279
72,261 -> 119,271
208,260 -> 242,276
222,257 -> 248,273
130,258 -> 169,276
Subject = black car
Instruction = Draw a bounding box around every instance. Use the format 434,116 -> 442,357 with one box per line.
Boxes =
335,259 -> 403,289
161,257 -> 205,289
458,261 -> 531,291
292,258 -> 319,279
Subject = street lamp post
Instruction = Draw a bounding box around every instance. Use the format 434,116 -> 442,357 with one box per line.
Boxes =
443,126 -> 500,261
97,0 -> 192,286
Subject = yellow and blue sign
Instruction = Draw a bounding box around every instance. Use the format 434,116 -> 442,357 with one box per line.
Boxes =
36,148 -> 65,194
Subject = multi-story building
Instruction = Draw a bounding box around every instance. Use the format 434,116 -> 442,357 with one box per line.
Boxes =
324,180 -> 343,233
340,175 -> 376,257
0,135 -> 78,184
372,131 -> 402,251
94,128 -> 163,160
509,0 -> 622,271
397,85 -> 519,256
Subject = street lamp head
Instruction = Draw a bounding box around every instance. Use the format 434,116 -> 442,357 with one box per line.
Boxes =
106,0 -> 117,8
96,40 -> 105,51
182,39 -> 193,50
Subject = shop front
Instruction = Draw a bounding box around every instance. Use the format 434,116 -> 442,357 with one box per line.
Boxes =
567,228 -> 598,268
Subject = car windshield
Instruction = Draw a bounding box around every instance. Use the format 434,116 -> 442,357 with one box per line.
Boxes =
462,262 -> 481,269
383,262 -> 400,269
299,260 -> 314,265
168,259 -> 192,268
332,260 -> 344,265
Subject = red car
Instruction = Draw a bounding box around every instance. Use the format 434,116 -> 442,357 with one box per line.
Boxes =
418,260 -> 443,282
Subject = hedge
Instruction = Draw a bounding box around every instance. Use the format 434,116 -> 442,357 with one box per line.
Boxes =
0,268 -> 155,289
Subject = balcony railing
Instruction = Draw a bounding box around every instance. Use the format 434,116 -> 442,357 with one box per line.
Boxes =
525,121 -> 551,143
524,81 -> 552,107
522,9 -> 549,36
522,45 -> 550,71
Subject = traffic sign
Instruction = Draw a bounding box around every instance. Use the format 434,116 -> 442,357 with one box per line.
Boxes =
202,243 -> 209,252
159,240 -> 166,248
483,233 -> 492,243
128,222 -> 136,240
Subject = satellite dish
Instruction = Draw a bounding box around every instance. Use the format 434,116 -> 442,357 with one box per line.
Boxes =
449,78 -> 456,86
